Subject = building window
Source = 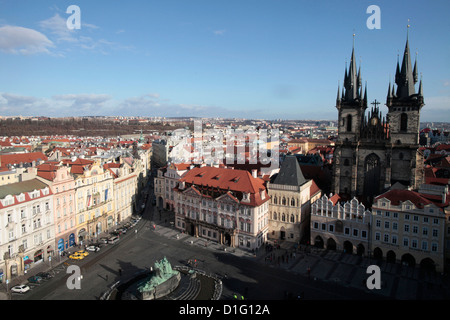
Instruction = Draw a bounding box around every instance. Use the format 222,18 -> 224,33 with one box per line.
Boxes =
431,243 -> 438,252
400,113 -> 408,132
403,237 -> 409,247
346,114 -> 352,132
392,235 -> 397,244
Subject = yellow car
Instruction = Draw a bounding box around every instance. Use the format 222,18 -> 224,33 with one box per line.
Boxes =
76,250 -> 89,257
69,252 -> 85,260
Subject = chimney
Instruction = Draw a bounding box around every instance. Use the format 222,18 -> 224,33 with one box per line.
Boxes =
252,169 -> 257,178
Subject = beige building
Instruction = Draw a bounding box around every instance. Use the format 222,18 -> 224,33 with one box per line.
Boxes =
268,156 -> 322,243
372,189 -> 445,272
106,159 -> 138,223
67,158 -> 114,244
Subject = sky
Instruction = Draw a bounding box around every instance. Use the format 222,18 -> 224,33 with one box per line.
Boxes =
0,0 -> 449,122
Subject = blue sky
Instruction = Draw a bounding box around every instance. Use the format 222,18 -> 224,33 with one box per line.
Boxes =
0,0 -> 449,121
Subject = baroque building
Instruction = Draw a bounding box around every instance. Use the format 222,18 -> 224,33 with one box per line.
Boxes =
371,188 -> 445,273
332,32 -> 424,204
0,179 -> 54,282
173,166 -> 269,251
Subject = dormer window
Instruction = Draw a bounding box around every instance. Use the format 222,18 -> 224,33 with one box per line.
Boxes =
260,190 -> 266,200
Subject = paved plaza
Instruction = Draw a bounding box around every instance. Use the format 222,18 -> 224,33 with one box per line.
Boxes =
3,207 -> 450,300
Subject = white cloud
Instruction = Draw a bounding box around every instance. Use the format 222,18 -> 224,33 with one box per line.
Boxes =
0,91 -> 237,118
0,25 -> 54,55
213,29 -> 226,36
38,14 -> 127,55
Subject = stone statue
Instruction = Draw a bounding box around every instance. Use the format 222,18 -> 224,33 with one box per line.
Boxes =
137,257 -> 180,299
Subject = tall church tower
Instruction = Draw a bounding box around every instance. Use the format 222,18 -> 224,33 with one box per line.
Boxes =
386,28 -> 424,188
332,30 -> 424,205
332,37 -> 368,198
336,37 -> 367,143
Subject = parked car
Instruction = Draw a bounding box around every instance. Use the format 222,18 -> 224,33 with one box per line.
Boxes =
99,237 -> 109,244
69,252 -> 84,260
36,272 -> 53,279
76,250 -> 89,257
86,245 -> 100,252
11,285 -> 30,294
117,227 -> 127,234
108,236 -> 119,244
27,275 -> 42,284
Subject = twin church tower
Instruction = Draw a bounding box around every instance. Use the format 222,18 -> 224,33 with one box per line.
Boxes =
332,30 -> 424,205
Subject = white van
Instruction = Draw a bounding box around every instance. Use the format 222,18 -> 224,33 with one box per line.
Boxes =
108,236 -> 119,244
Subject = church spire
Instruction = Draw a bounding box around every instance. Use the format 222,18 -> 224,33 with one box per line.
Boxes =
343,34 -> 363,102
395,23 -> 416,98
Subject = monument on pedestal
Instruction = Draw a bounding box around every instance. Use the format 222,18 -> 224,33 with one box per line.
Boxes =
137,257 -> 181,300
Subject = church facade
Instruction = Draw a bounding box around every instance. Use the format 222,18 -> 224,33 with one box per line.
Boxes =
332,33 -> 424,205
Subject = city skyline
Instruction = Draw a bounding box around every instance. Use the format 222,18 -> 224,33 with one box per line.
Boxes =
0,0 -> 449,121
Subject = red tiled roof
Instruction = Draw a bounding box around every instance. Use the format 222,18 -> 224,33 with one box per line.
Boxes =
0,152 -> 48,168
36,162 -> 58,181
375,189 -> 435,209
178,166 -> 268,206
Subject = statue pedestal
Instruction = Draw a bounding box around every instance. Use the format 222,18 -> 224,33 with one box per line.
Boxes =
140,272 -> 181,300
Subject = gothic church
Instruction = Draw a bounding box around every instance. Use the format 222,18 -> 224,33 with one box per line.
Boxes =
332,32 -> 424,205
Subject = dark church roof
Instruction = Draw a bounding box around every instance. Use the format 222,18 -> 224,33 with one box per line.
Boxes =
272,155 -> 307,186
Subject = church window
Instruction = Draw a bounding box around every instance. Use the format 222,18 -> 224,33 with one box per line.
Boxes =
346,115 -> 352,132
400,113 -> 408,132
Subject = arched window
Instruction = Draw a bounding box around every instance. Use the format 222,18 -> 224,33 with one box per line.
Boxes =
282,197 -> 286,206
273,196 -> 277,205
344,159 -> 350,166
400,113 -> 408,132
291,198 -> 295,206
273,212 -> 277,220
290,214 -> 295,223
346,114 -> 352,132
